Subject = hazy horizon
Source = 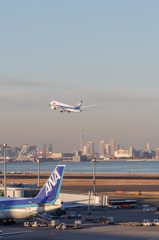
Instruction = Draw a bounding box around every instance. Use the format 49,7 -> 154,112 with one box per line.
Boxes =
1,1 -> 159,152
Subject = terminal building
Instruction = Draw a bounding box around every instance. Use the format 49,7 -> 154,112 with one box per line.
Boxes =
114,147 -> 134,158
114,147 -> 156,159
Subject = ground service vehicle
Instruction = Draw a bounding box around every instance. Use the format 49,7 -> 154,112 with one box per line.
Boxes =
56,221 -> 82,230
143,219 -> 152,226
154,219 -> 159,226
109,200 -> 137,209
67,213 -> 82,219
56,223 -> 67,230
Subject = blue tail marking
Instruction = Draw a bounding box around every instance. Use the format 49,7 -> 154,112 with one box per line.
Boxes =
75,101 -> 83,109
35,165 -> 65,203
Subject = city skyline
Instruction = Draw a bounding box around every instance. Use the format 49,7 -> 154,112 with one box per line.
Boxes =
1,139 -> 155,157
1,1 -> 159,151
0,138 -> 158,161
1,127 -> 157,153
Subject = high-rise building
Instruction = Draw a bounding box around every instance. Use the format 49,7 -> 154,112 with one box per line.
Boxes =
99,140 -> 105,156
147,143 -> 150,151
105,143 -> 110,154
43,143 -> 47,154
116,144 -> 120,151
11,147 -> 18,158
110,139 -> 116,156
156,148 -> 159,158
83,145 -> 87,155
130,147 -> 134,155
6,148 -> 12,157
48,143 -> 53,152
87,142 -> 94,155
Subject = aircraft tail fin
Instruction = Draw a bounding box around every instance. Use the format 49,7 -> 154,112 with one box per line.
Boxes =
75,101 -> 83,109
35,165 -> 65,203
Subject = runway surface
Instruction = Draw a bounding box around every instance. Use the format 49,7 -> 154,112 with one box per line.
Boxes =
1,207 -> 159,240
61,184 -> 159,192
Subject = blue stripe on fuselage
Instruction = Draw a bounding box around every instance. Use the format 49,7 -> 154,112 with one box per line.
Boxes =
0,197 -> 56,210
60,106 -> 81,110
60,106 -> 73,110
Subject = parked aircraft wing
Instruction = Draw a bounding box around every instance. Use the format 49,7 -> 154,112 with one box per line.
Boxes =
29,202 -> 51,206
29,202 -> 62,207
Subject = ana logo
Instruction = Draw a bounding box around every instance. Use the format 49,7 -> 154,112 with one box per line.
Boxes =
45,169 -> 61,196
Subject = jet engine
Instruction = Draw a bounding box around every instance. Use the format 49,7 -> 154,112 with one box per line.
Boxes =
55,199 -> 63,206
51,106 -> 56,110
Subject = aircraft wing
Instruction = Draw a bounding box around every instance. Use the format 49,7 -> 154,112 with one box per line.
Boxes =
29,202 -> 61,207
29,201 -> 49,206
62,199 -> 94,209
48,103 -> 62,109
29,199 -> 87,207
64,199 -> 92,204
60,106 -> 69,109
63,203 -> 91,209
55,104 -> 63,109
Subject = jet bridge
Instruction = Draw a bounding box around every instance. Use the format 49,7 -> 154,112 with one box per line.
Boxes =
59,193 -> 109,207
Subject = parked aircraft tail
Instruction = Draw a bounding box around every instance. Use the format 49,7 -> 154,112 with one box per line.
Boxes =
35,165 -> 65,203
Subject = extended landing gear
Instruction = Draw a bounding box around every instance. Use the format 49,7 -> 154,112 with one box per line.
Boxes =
56,209 -> 66,216
2,219 -> 16,225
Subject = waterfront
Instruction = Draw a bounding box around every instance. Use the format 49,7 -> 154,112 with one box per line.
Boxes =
0,160 -> 159,174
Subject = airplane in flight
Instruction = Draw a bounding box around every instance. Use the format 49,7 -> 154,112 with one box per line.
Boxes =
49,100 -> 96,113
0,165 -> 65,220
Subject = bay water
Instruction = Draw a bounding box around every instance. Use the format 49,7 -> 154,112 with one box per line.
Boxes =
0,160 -> 158,174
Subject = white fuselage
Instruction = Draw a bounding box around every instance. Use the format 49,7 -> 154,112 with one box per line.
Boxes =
50,101 -> 82,113
0,197 -> 62,220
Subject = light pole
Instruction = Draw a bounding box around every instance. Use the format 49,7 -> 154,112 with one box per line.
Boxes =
91,158 -> 98,196
0,143 -> 11,197
34,158 -> 41,189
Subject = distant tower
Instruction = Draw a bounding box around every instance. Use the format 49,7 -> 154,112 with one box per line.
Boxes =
80,122 -> 83,154
147,143 -> 150,151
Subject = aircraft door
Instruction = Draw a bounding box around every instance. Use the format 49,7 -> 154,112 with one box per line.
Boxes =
27,207 -> 37,215
27,207 -> 32,213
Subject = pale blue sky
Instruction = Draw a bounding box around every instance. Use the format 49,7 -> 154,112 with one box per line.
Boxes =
0,0 -> 159,151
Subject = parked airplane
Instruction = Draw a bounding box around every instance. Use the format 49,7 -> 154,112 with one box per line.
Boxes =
0,165 -> 65,220
49,100 -> 96,113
